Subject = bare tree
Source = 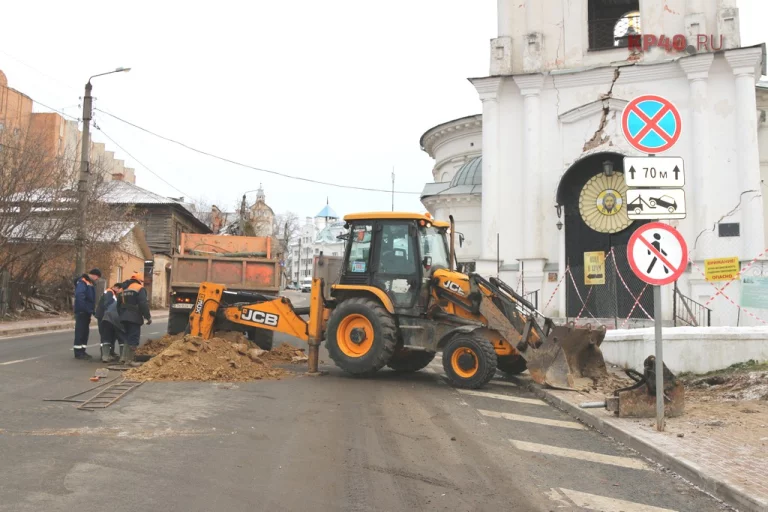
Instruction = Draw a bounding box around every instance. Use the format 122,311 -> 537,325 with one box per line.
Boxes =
273,212 -> 299,283
0,127 -> 137,311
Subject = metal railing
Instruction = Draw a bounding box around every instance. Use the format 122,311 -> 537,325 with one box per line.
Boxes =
523,289 -> 539,311
673,282 -> 712,327
588,15 -> 641,51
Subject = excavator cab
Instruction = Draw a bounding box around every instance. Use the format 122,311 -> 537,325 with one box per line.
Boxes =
335,214 -> 450,313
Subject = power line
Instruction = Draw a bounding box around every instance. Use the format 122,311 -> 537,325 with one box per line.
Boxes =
94,125 -> 194,199
30,98 -> 79,121
94,108 -> 422,195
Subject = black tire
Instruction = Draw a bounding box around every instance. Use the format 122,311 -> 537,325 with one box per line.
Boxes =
497,355 -> 527,375
167,312 -> 189,335
386,350 -> 436,373
325,297 -> 397,376
247,328 -> 274,351
442,332 -> 497,389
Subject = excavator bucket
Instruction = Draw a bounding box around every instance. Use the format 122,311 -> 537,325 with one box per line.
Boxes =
472,275 -> 610,391
524,322 -> 608,390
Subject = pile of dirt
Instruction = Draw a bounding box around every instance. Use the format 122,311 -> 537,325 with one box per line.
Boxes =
266,343 -> 309,364
591,370 -> 634,395
136,334 -> 183,356
125,335 -> 294,382
681,360 -> 768,403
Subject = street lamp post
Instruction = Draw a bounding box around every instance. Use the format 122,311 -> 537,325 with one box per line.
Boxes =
74,67 -> 131,277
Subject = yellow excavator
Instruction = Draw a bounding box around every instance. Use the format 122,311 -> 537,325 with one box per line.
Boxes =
186,212 -> 607,389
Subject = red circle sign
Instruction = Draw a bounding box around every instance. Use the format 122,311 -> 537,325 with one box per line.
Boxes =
627,222 -> 688,286
621,95 -> 682,154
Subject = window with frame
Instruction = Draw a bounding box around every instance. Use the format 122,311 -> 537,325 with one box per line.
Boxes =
588,0 -> 640,51
347,223 -> 372,274
377,223 -> 417,275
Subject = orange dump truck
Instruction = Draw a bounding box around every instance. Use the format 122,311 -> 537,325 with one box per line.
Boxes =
167,233 -> 280,349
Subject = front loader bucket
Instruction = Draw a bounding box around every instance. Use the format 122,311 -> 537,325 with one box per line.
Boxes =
525,322 -> 608,390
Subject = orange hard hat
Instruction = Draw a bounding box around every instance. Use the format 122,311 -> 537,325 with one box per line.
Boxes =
130,272 -> 144,282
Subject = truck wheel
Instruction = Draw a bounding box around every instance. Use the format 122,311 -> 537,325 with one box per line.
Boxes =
442,332 -> 497,389
386,350 -> 435,373
497,355 -> 527,375
167,312 -> 189,335
326,297 -> 397,376
247,329 -> 274,351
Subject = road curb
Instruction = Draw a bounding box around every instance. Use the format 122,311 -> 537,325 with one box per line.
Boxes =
526,382 -> 766,512
0,312 -> 170,338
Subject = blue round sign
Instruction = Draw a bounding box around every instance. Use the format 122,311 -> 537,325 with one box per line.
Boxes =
621,95 -> 682,154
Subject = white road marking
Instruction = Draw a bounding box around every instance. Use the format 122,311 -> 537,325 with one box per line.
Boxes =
0,355 -> 44,365
479,409 -> 585,430
509,440 -> 650,471
559,488 -> 677,511
456,389 -> 546,406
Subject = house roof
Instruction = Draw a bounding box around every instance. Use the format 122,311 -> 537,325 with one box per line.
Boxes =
316,204 -> 339,219
4,220 -> 138,244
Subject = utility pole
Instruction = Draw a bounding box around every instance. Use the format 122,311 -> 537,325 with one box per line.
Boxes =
391,167 -> 395,212
73,67 -> 131,277
74,82 -> 93,278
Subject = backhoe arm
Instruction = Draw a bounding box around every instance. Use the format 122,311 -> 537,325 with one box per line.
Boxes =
221,298 -> 310,341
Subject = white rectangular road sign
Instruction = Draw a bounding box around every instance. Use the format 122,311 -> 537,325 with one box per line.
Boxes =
626,188 -> 686,220
623,157 -> 685,188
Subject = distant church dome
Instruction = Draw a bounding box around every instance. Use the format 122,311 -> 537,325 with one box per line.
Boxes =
450,156 -> 482,187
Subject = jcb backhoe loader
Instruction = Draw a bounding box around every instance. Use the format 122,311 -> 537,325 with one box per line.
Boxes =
186,212 -> 608,389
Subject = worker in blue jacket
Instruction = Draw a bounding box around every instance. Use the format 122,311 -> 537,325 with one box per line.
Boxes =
72,268 -> 102,360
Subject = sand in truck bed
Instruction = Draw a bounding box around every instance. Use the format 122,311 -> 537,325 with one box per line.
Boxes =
127,332 -> 310,382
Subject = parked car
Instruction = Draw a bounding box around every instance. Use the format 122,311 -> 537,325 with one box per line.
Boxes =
301,278 -> 312,293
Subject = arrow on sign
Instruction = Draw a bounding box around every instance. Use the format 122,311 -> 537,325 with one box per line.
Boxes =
628,166 -> 636,180
673,165 -> 680,180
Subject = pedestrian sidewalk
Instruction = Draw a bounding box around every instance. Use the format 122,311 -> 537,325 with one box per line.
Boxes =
525,377 -> 768,512
0,309 -> 170,338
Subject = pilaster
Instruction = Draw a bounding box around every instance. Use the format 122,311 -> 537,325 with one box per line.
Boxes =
725,48 -> 764,259
513,74 -> 544,259
471,77 -> 503,269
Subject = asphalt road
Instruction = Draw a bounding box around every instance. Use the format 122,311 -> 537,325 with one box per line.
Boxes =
0,297 -> 730,512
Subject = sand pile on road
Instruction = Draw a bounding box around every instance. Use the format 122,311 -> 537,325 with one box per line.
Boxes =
125,334 -> 294,382
136,334 -> 183,356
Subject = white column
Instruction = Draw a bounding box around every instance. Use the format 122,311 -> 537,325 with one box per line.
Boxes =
473,77 -> 503,275
726,48 -> 765,258
678,53 -> 714,261
513,75 -> 545,259
557,220 -> 566,317
497,0 -> 513,37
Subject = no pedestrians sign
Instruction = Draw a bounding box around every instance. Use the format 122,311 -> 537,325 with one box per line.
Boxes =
627,222 -> 688,286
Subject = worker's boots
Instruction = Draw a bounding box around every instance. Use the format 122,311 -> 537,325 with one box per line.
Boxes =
122,345 -> 141,368
101,343 -> 112,364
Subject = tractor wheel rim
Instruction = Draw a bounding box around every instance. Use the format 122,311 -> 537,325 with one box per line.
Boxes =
451,347 -> 478,378
337,314 -> 374,358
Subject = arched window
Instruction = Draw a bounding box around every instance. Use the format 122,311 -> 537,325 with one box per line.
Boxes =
588,0 -> 640,51
441,171 -> 450,182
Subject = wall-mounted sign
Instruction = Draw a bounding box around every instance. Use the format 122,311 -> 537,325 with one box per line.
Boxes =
704,257 -> 740,282
584,251 -> 606,286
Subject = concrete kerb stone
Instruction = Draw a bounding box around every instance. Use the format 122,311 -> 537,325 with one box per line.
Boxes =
525,381 -> 767,512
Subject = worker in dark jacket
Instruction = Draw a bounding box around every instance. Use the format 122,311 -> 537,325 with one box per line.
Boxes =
73,268 -> 102,360
118,273 -> 152,365
95,283 -> 123,363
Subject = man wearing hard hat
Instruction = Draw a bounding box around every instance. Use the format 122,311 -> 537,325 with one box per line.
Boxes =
118,272 -> 152,365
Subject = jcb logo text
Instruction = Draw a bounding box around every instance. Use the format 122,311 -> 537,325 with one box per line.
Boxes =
442,280 -> 465,296
240,309 -> 279,327
194,299 -> 204,314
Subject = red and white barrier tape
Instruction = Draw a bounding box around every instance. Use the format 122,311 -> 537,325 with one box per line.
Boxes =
609,248 -> 653,320
544,268 -> 568,310
566,266 -> 596,319
704,249 -> 768,307
691,261 -> 768,326
620,284 -> 650,329
576,286 -> 594,321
